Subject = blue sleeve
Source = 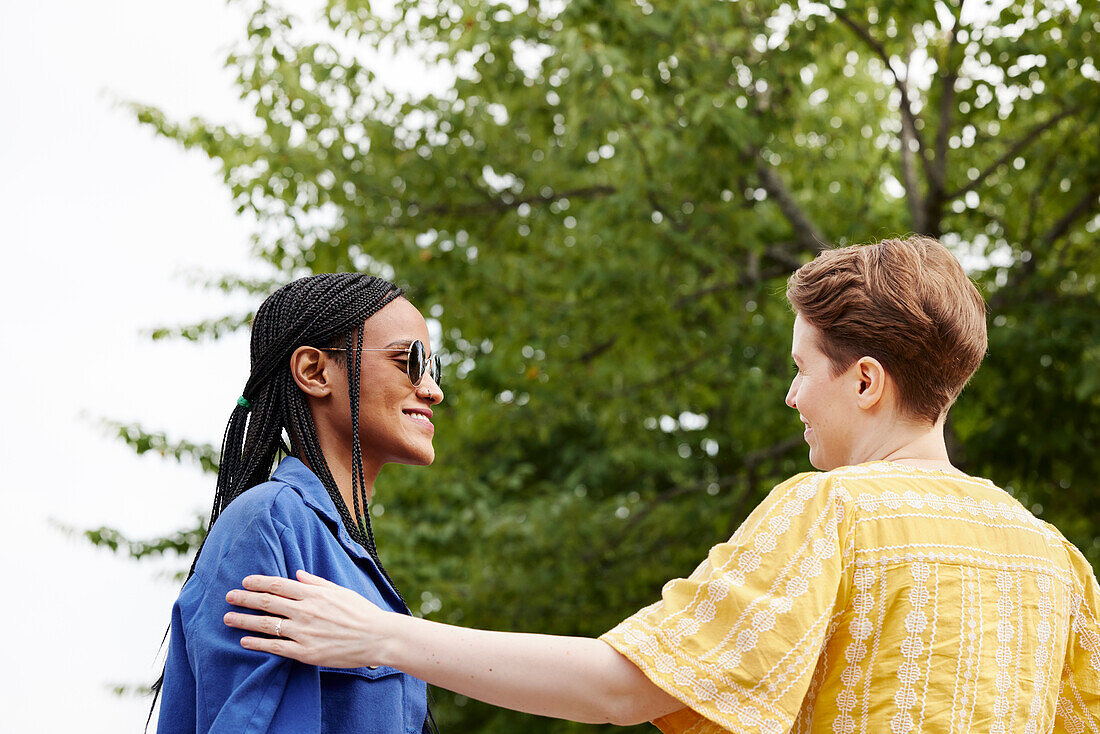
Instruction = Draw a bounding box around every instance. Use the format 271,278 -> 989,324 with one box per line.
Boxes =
170,508 -> 319,734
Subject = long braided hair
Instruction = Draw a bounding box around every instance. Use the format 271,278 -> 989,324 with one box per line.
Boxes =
151,273 -> 437,732
210,272 -> 404,567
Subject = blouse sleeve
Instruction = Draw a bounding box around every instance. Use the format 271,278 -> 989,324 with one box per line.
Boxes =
167,511 -> 318,734
1054,538 -> 1100,733
600,471 -> 852,734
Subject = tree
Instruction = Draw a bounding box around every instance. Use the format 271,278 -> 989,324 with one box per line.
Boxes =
94,0 -> 1100,730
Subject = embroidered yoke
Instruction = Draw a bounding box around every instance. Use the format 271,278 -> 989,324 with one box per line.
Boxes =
601,462 -> 1100,734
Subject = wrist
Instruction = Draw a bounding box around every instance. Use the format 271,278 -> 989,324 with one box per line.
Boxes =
373,609 -> 409,669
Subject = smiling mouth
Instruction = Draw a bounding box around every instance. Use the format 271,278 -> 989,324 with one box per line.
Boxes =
403,410 -> 433,425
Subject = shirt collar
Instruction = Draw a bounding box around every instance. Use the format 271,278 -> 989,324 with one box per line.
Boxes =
269,456 -> 379,566
270,457 -> 411,615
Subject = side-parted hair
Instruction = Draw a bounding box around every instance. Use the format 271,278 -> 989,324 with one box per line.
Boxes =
786,235 -> 987,423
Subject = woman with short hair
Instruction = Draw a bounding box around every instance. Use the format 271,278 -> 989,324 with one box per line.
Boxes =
224,237 -> 1100,733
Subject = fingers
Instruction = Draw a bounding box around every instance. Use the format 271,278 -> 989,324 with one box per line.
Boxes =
226,588 -> 297,617
239,635 -> 309,663
241,574 -> 310,600
296,569 -> 341,588
224,611 -> 286,638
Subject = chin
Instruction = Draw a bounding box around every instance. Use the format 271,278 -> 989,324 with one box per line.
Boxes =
807,447 -> 835,472
405,445 -> 436,466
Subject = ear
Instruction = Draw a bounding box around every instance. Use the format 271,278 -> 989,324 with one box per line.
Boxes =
854,356 -> 887,410
289,346 -> 337,398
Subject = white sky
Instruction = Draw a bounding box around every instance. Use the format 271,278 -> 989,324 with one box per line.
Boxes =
1,1 -> 450,729
2,1 -> 273,730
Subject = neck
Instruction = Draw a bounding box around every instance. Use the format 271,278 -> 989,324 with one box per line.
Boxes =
312,432 -> 383,516
850,415 -> 957,472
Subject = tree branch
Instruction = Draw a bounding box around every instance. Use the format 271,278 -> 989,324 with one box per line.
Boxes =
944,105 -> 1082,200
672,264 -> 790,309
989,182 -> 1099,313
898,54 -> 927,231
416,185 -> 617,217
613,434 -> 805,541
1022,154 -> 1062,245
622,120 -> 687,233
764,243 -> 808,271
931,7 -> 963,195
1038,183 -> 1100,249
754,157 -> 828,251
598,353 -> 710,399
577,337 -> 618,364
832,7 -> 932,183
853,156 -> 889,236
671,235 -> 809,311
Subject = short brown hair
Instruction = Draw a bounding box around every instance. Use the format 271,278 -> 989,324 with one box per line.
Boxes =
786,235 -> 987,423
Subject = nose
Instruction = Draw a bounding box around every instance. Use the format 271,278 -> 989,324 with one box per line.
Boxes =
418,375 -> 444,405
785,377 -> 798,410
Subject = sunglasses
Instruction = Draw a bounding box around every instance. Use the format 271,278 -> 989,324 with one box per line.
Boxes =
320,339 -> 442,389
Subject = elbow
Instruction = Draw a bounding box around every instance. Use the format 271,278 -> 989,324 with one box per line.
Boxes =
598,651 -> 682,726
609,711 -> 648,727
604,695 -> 654,727
588,642 -> 679,726
599,683 -> 658,727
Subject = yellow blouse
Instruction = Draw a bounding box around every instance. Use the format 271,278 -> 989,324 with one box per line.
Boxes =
601,462 -> 1100,734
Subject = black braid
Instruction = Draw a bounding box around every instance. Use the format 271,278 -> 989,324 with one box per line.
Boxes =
149,273 -> 436,733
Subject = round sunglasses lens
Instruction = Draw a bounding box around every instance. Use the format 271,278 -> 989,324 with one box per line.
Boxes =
430,354 -> 442,388
408,340 -> 426,386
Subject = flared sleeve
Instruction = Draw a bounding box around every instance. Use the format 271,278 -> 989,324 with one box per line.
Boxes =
1054,537 -> 1100,733
600,471 -> 852,734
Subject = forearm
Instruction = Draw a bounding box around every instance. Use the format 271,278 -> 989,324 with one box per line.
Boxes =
378,613 -> 678,725
225,571 -> 683,724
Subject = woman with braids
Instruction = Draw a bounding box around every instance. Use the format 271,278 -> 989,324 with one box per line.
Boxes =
156,273 -> 443,733
225,237 -> 1100,733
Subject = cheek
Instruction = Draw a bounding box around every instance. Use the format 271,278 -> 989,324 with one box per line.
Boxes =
353,386 -> 397,426
797,380 -> 818,413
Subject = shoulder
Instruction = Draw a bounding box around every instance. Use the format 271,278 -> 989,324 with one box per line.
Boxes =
812,461 -> 1004,501
1056,534 -> 1100,599
764,469 -> 853,508
811,462 -> 916,491
725,470 -> 849,550
214,480 -> 318,535
194,481 -> 316,574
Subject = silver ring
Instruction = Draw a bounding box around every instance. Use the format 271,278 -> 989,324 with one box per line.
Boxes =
274,619 -> 282,638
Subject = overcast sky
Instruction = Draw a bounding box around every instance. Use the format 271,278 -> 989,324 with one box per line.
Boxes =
1,0 -> 454,728
2,2 -> 269,730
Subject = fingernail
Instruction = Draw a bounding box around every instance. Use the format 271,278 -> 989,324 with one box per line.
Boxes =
226,591 -> 238,603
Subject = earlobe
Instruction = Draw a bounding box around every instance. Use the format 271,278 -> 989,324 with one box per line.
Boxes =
290,346 -> 333,398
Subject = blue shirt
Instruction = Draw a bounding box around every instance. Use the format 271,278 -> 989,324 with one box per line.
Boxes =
158,457 -> 428,733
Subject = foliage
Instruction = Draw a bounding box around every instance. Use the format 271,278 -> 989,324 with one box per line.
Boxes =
97,0 -> 1100,730
102,420 -> 221,472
